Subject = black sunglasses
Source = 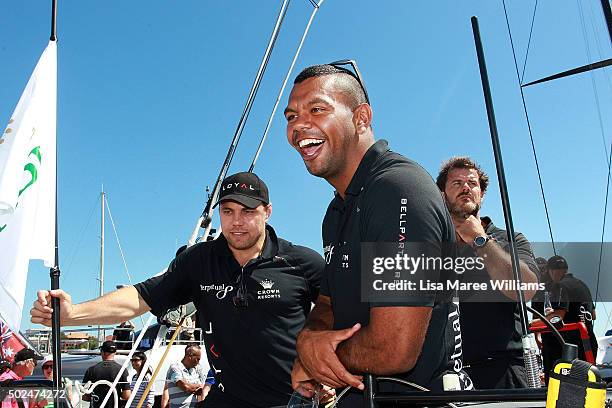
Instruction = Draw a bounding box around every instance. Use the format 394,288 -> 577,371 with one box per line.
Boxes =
328,59 -> 370,105
232,270 -> 249,309
42,364 -> 53,370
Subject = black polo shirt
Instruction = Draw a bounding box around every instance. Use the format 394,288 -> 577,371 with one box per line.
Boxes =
134,225 -> 323,408
321,140 -> 457,397
552,273 -> 597,348
82,360 -> 130,408
459,218 -> 539,365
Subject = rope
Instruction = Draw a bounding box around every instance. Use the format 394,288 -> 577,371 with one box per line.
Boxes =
586,0 -> 612,100
65,195 -> 98,275
249,0 -> 325,171
577,0 -> 612,307
501,0 -> 556,254
104,195 -> 134,285
577,0 -> 610,166
520,0 -> 539,83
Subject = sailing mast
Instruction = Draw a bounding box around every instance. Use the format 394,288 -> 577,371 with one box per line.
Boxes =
98,188 -> 105,344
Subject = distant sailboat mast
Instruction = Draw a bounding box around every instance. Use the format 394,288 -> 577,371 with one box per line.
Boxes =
98,188 -> 105,344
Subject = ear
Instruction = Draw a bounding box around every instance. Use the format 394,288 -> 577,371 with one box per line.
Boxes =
264,203 -> 272,220
353,103 -> 372,134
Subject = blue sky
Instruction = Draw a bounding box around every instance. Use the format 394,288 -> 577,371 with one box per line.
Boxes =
1,1 -> 611,336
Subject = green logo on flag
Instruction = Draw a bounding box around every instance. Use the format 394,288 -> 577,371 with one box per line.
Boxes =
0,145 -> 42,234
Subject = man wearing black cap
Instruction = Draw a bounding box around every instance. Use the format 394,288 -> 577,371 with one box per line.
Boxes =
0,348 -> 42,382
0,349 -> 44,408
542,255 -> 597,375
31,172 -> 324,408
82,340 -> 131,408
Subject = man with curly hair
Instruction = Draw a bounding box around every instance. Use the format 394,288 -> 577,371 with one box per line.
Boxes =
437,156 -> 539,389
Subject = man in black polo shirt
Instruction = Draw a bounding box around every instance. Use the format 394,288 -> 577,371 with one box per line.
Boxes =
436,156 -> 539,389
284,63 -> 460,406
542,255 -> 597,375
82,341 -> 131,408
30,172 -> 324,408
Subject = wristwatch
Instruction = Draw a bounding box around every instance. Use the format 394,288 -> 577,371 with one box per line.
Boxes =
473,235 -> 490,248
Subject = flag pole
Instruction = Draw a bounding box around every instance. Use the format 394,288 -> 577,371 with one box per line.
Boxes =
50,0 -> 57,41
49,0 -> 62,398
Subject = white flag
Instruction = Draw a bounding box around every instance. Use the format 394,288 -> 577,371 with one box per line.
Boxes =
0,41 -> 57,331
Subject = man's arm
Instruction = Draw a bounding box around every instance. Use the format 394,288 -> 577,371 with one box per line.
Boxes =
295,296 -> 364,389
336,306 -> 431,374
30,286 -> 150,326
301,295 -> 334,332
175,379 -> 202,394
161,383 -> 170,408
454,215 -> 538,300
120,389 -> 131,401
475,239 -> 538,300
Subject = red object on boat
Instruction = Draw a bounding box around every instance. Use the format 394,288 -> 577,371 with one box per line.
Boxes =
529,321 -> 595,363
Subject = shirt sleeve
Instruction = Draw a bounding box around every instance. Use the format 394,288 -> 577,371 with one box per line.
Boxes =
134,251 -> 195,317
167,365 -> 182,384
295,246 -> 325,303
514,232 -> 540,280
119,369 -> 130,391
82,367 -> 91,383
204,369 -> 215,385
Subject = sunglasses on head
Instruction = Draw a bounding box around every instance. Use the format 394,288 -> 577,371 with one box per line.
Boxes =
232,270 -> 248,310
328,59 -> 370,105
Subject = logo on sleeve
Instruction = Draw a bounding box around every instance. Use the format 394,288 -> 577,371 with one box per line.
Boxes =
323,244 -> 334,265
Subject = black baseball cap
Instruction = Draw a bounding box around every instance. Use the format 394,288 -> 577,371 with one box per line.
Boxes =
547,255 -> 569,270
100,340 -> 117,353
213,172 -> 269,209
14,348 -> 43,363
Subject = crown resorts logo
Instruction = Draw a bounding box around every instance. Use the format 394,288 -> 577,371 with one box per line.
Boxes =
259,279 -> 275,289
257,278 -> 280,300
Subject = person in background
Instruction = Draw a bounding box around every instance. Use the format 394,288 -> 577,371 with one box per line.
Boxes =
40,355 -> 76,408
166,346 -> 206,408
129,351 -> 154,408
82,340 -> 130,408
531,256 -> 552,317
436,156 -> 539,389
113,321 -> 135,350
542,255 -> 597,377
0,349 -> 44,408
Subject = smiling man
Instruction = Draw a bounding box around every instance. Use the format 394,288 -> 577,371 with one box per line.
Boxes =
31,172 -> 324,408
436,156 -> 539,389
285,63 -> 460,406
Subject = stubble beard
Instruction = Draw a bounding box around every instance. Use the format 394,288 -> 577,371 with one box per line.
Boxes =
226,234 -> 259,252
448,197 -> 480,219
